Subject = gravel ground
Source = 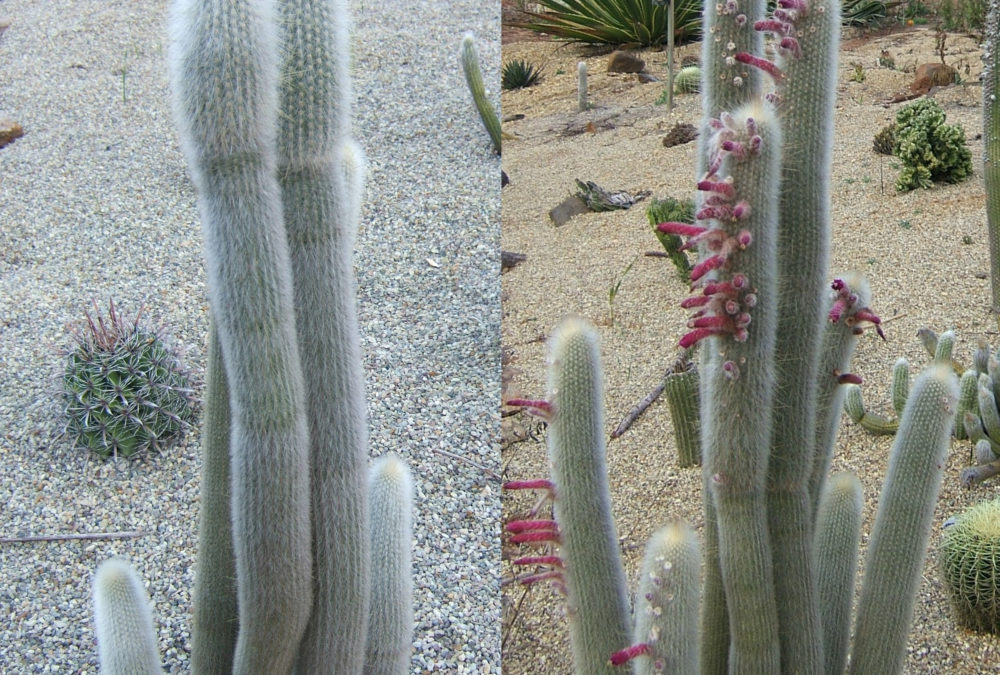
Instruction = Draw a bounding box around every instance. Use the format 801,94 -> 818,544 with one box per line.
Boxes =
0,1 -> 500,672
501,28 -> 1000,674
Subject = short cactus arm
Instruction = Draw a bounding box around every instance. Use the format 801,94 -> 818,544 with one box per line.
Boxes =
92,559 -> 163,675
547,318 -> 632,674
364,454 -> 415,675
190,324 -> 238,672
849,364 -> 958,674
275,1 -> 371,668
813,472 -> 862,675
629,522 -> 701,675
843,384 -> 899,435
891,358 -> 910,417
167,0 -> 313,669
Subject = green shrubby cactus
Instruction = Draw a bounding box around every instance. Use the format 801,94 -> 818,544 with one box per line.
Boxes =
62,299 -> 194,460
893,99 -> 973,191
92,0 -> 413,672
505,0 -> 962,669
940,498 -> 1000,634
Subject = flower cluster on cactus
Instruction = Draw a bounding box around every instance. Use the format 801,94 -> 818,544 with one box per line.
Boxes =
504,0 -> 963,669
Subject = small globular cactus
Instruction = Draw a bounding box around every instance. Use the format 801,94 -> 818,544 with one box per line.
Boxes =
62,299 -> 195,460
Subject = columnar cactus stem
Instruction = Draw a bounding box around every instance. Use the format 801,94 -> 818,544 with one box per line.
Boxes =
190,325 -> 238,672
365,454 -> 414,675
983,0 -> 1000,316
698,101 -> 782,674
275,1 -> 371,668
168,1 -> 313,669
810,274 -> 873,519
547,318 -> 632,674
461,33 -> 501,155
578,61 -> 588,112
812,473 -> 862,675
849,364 -> 959,674
93,559 -> 162,675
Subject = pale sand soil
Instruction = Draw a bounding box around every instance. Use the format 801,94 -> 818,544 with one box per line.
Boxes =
501,24 -> 1000,674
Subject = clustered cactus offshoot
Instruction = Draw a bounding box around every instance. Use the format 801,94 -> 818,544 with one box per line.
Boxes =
62,299 -> 194,460
90,0 -> 414,672
505,0 -> 961,670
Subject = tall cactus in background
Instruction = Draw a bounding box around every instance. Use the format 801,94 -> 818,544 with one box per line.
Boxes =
506,0 -> 960,670
986,1 -> 1000,317
90,0 -> 413,672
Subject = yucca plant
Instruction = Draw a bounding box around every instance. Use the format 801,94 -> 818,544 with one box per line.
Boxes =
502,59 -> 543,90
511,0 -> 701,47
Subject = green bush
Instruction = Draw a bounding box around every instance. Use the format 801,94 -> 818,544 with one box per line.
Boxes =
511,0 -> 701,47
647,196 -> 694,281
62,300 -> 195,460
502,59 -> 543,90
893,99 -> 972,191
940,499 -> 1000,634
939,0 -> 987,31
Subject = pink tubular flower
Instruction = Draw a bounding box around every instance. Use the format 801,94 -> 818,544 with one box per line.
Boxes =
735,52 -> 783,80
518,570 -> 564,586
505,398 -> 554,420
828,278 -> 886,339
609,643 -> 652,666
503,479 -> 555,492
512,555 -> 563,567
657,221 -> 707,238
506,519 -> 558,533
690,254 -> 728,282
510,530 -> 561,545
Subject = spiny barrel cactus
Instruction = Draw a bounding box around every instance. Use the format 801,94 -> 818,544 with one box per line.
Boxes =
940,498 -> 1000,634
62,299 -> 194,460
91,0 -> 413,672
673,65 -> 700,93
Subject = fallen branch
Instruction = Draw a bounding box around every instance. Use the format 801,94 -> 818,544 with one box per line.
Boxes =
430,446 -> 500,480
0,530 -> 146,544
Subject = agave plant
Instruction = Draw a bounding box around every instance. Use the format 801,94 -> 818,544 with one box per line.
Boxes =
510,0 -> 701,47
502,58 -> 544,90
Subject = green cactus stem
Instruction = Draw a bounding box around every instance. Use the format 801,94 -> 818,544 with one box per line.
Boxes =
982,1 -> 1000,317
275,1 -> 371,665
663,354 -> 701,468
461,33 -> 501,155
365,454 -> 414,674
92,559 -> 163,675
190,325 -> 237,672
578,61 -> 588,112
168,0 -> 314,669
849,363 -> 958,674
844,380 -> 900,435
